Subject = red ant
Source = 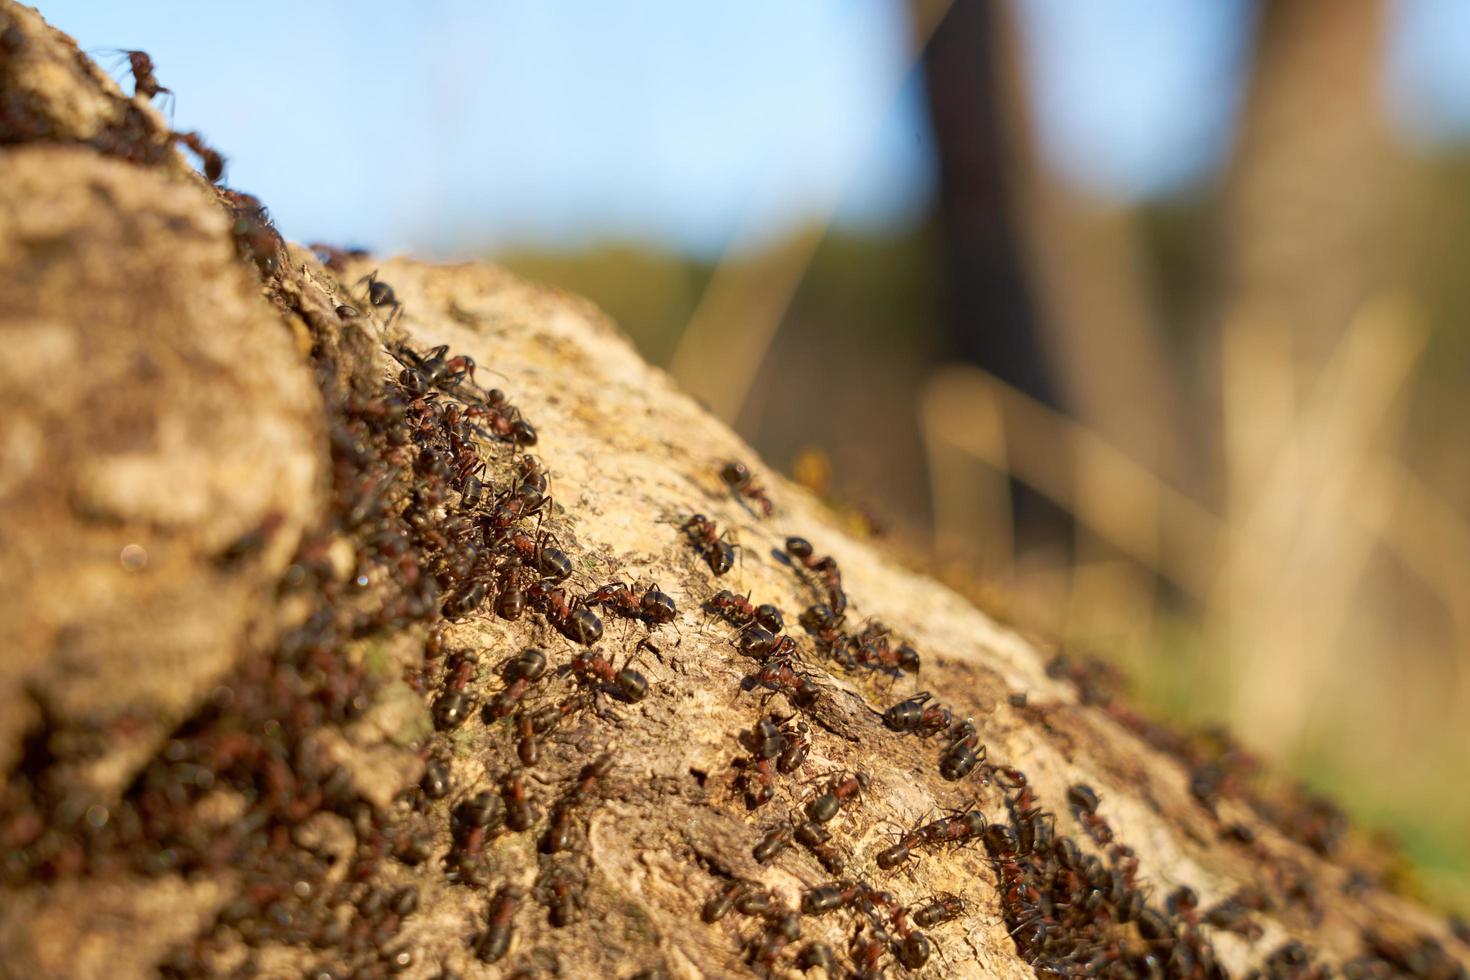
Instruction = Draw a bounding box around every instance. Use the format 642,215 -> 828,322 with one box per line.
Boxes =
1067,783 -> 1114,845
568,649 -> 647,703
747,655 -> 818,708
804,771 -> 868,824
97,48 -> 174,115
882,691 -> 954,737
531,584 -> 602,646
447,790 -> 501,885
720,460 -> 774,518
542,754 -> 613,853
585,582 -> 677,627
737,755 -> 777,809
171,130 -> 224,183
475,884 -> 524,963
784,536 -> 847,615
681,513 -> 735,576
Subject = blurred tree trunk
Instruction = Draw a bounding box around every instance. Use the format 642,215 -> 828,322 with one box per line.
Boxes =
1213,0 -> 1421,757
918,0 -> 1073,562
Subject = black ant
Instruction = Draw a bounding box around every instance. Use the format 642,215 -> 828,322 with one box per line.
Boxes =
720,460 -> 774,518
359,270 -> 404,326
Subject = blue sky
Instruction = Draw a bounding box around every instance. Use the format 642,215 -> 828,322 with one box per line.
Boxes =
37,1 -> 1470,258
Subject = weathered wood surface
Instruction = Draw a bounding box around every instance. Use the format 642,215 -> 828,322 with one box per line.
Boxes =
1,3 -> 1466,978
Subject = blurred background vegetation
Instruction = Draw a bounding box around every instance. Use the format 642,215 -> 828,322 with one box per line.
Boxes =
50,0 -> 1470,913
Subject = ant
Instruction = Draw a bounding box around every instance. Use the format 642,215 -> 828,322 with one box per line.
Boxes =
359,270 -> 404,326
747,655 -> 819,708
804,771 -> 868,824
883,691 -> 954,738
501,773 -> 538,831
171,130 -> 224,183
447,790 -> 501,884
912,893 -> 965,928
939,733 -> 984,781
542,754 -> 613,853
706,590 -> 783,634
568,649 -> 648,703
681,514 -> 735,576
536,863 -> 584,928
474,884 -> 524,963
702,879 -> 758,923
1067,783 -> 1114,846
486,648 -> 546,719
432,650 -> 478,730
221,190 -> 283,275
747,912 -> 801,970
535,586 -> 603,646
784,536 -> 846,615
719,460 -> 774,518
796,820 -> 846,874
584,582 -> 678,627
98,48 -> 174,115
752,823 -> 794,863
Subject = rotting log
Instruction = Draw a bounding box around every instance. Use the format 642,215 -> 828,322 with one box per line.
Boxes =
1,4 -> 1468,978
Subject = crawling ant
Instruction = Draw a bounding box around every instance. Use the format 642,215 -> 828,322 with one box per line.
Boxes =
702,880 -> 753,923
784,536 -> 846,616
433,650 -> 478,730
486,649 -> 545,719
100,48 -> 174,114
221,190 -> 283,274
475,884 -> 524,963
447,790 -> 502,883
502,773 -> 538,831
805,772 -> 867,824
877,809 -> 988,871
542,754 -> 613,853
706,588 -> 756,627
738,755 -> 777,808
753,823 -> 794,863
939,733 -> 984,781
795,942 -> 837,973
538,864 -> 584,928
515,713 -> 540,766
801,880 -> 865,915
585,582 -> 677,627
682,514 -> 735,576
894,930 -> 932,968
883,691 -> 952,736
720,460 -> 774,517
748,911 -> 801,970
748,656 -> 819,708
778,717 -> 810,773
1067,783 -> 1114,845
796,821 -> 845,874
912,893 -> 965,928
421,757 -> 452,799
359,270 -> 404,326
171,130 -> 224,182
569,650 -> 648,703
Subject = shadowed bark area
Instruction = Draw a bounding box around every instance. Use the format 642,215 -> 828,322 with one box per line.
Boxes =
1,4 -> 1467,978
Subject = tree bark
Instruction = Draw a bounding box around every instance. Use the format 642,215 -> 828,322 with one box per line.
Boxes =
0,4 -> 1465,978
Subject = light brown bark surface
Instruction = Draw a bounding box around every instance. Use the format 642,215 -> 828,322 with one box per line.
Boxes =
1,4 -> 1466,979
